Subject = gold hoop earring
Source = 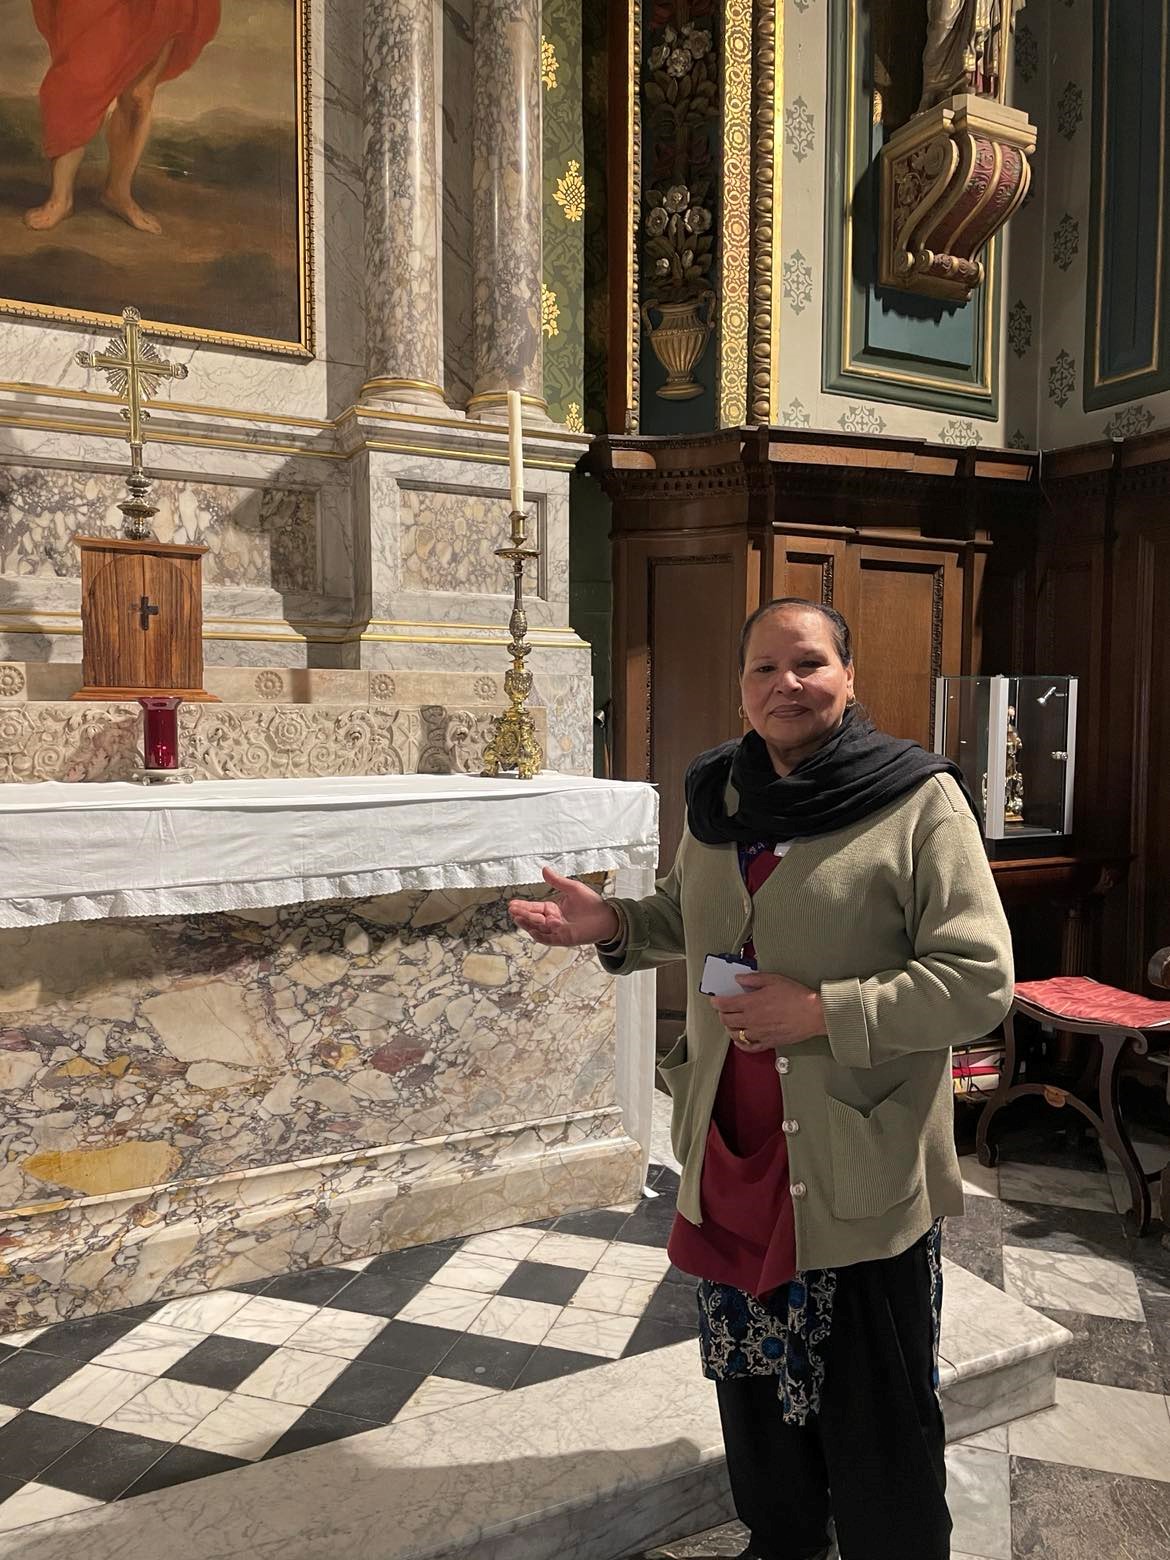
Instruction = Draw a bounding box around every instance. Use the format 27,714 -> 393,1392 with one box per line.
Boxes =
846,694 -> 857,706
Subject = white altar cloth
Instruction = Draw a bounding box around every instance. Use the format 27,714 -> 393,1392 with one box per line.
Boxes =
0,772 -> 659,928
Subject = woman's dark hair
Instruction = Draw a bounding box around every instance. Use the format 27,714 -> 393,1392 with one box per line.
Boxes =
738,598 -> 854,673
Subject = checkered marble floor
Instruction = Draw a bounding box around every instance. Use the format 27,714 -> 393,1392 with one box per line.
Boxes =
0,1165 -> 689,1534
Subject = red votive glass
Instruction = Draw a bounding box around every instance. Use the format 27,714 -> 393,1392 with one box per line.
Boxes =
139,697 -> 182,770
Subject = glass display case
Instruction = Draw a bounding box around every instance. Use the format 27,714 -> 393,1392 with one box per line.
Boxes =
933,675 -> 1078,846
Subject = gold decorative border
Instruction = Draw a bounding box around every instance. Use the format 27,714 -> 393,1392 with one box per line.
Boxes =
628,0 -> 642,432
749,0 -> 783,423
719,0 -> 753,427
0,1 -> 315,360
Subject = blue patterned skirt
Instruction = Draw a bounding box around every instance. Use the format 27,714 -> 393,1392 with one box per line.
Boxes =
696,1220 -> 944,1426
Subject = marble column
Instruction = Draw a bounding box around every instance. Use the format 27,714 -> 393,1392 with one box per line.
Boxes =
362,0 -> 446,411
468,0 -> 547,419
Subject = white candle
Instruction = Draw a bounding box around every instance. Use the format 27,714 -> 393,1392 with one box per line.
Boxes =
507,390 -> 524,513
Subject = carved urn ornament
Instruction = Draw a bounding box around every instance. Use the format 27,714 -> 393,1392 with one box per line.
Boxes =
879,0 -> 1036,303
640,15 -> 719,400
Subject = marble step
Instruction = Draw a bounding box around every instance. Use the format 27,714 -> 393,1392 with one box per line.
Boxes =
0,1262 -> 1068,1560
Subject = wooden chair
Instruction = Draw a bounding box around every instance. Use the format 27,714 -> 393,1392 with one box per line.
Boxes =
976,950 -> 1170,1234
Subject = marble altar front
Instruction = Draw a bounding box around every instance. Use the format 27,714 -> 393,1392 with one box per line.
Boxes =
0,774 -> 658,1334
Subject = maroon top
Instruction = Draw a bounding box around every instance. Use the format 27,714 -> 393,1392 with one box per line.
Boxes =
667,845 -> 797,1298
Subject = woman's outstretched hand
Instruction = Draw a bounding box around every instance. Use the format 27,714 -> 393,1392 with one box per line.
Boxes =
508,868 -> 621,948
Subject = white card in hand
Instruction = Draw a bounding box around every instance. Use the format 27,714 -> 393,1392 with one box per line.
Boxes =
699,952 -> 757,996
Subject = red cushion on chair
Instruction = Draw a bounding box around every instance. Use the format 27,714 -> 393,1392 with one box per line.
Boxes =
1014,976 -> 1170,1031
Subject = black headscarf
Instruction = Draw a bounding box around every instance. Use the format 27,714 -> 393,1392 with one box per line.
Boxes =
684,704 -> 977,846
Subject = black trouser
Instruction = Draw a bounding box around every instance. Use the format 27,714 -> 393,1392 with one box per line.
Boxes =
715,1236 -> 950,1560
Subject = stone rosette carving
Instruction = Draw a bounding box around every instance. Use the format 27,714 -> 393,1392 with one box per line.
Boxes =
0,664 -> 27,699
254,671 -> 285,700
370,673 -> 397,701
879,95 -> 1036,303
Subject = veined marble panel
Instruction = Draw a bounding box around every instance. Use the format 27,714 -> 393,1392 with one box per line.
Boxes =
0,886 -> 616,1212
399,486 -> 541,595
0,468 -> 319,592
0,699 -> 548,781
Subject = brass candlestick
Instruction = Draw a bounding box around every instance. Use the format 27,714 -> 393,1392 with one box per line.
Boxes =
76,305 -> 189,541
481,508 -> 544,780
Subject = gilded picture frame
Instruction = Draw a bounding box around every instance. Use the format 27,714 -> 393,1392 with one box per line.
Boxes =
0,0 -> 314,359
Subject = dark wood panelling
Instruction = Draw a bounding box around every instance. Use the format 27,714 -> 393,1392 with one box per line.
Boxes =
852,554 -> 947,747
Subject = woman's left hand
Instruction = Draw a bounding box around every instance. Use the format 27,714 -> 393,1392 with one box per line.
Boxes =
710,972 -> 825,1053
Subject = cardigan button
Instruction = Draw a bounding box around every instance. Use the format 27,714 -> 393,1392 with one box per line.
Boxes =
791,1181 -> 807,1198
782,1118 -> 799,1134
775,1056 -> 790,1076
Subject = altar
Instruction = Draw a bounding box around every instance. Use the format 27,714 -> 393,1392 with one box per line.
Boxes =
0,773 -> 659,1334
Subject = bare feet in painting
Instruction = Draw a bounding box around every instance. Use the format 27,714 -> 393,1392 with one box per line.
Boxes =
23,196 -> 73,230
100,189 -> 163,234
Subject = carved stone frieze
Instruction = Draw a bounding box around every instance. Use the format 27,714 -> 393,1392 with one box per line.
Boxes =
879,94 -> 1036,303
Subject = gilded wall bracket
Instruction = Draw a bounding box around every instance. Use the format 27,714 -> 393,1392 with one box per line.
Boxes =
878,94 -> 1035,304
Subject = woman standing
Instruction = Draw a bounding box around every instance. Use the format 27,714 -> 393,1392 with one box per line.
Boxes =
509,598 -> 1014,1560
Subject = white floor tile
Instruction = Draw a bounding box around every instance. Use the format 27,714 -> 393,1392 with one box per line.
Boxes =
0,1327 -> 45,1349
0,1482 -> 101,1534
394,1376 -> 501,1422
104,1377 -> 228,1441
1002,1245 -> 1144,1321
459,1227 -> 545,1262
181,1393 -> 305,1460
569,1272 -> 658,1318
525,1231 -> 612,1271
31,1361 -> 155,1426
335,1257 -> 374,1273
236,1346 -> 351,1407
0,1406 -> 18,1431
147,1290 -> 252,1335
593,1242 -> 673,1283
1008,1377 -> 1170,1482
944,1445 -> 1011,1560
958,1156 -> 1000,1199
429,1251 -> 519,1295
91,1320 -> 207,1376
543,1307 -> 640,1359
284,1308 -> 388,1359
466,1295 -> 561,1346
997,1162 -> 1115,1215
956,1423 -> 1009,1454
215,1295 -> 321,1346
394,1283 -> 490,1332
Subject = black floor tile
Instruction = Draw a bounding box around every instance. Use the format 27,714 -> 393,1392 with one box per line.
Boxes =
120,1444 -> 247,1499
114,1300 -> 168,1322
325,1271 -> 428,1319
223,1276 -> 278,1296
311,1359 -> 424,1424
553,1208 -> 630,1241
612,1211 -> 674,1249
0,1411 -> 95,1481
1141,1291 -> 1170,1389
356,1321 -> 462,1375
642,1279 -> 700,1331
254,1267 -> 358,1308
1001,1201 -> 1129,1263
1040,1308 -> 1164,1393
622,1317 -> 699,1358
1128,1234 -> 1170,1302
512,1345 -> 600,1388
38,1426 -> 172,1501
497,1261 -> 588,1307
0,1474 -> 22,1507
522,1217 -> 558,1230
365,1240 -> 462,1284
163,1334 -> 277,1391
433,1333 -> 537,1391
1010,1455 -> 1170,1558
650,1165 -> 681,1197
263,1406 -> 381,1460
0,1349 -> 82,1409
989,1116 -> 1106,1174
943,1199 -> 1005,1289
0,1347 -> 13,1367
32,1313 -> 143,1364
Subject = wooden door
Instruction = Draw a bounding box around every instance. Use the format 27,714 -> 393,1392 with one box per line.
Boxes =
142,555 -> 202,691
82,550 -> 147,691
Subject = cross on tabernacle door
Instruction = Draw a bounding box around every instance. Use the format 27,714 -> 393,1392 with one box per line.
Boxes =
137,594 -> 160,631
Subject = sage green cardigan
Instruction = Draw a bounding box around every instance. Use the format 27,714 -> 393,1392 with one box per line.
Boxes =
601,773 -> 1014,1272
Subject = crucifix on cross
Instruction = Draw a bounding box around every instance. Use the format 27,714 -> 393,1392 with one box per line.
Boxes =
75,305 -> 189,541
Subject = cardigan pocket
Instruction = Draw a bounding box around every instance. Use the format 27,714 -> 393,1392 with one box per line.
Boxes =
826,1082 -> 922,1220
658,1032 -> 697,1165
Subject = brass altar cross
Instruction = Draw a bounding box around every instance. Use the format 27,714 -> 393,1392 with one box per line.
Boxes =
76,305 -> 189,540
